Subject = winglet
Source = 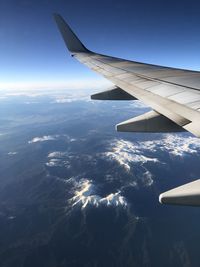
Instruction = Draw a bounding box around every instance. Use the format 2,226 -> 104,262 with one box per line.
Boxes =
53,14 -> 90,54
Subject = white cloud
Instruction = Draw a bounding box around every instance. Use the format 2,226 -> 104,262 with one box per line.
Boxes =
8,216 -> 16,220
100,134 -> 200,188
54,98 -> 74,103
24,101 -> 39,104
141,170 -> 154,187
46,159 -> 71,168
102,134 -> 200,172
46,159 -> 61,167
28,135 -> 59,144
129,101 -> 149,109
46,151 -> 71,168
101,139 -> 159,172
99,192 -> 127,207
53,95 -> 90,104
70,179 -> 128,209
8,152 -> 18,155
138,134 -> 200,157
48,151 -> 67,158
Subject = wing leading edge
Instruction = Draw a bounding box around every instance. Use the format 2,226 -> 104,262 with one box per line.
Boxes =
54,14 -> 200,206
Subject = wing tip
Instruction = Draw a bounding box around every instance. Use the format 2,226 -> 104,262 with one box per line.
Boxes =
53,13 -> 90,53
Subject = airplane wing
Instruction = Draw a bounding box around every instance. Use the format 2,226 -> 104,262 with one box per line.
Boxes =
54,14 -> 200,206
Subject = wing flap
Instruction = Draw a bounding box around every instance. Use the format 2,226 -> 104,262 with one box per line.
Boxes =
91,86 -> 137,100
116,110 -> 184,133
159,179 -> 200,206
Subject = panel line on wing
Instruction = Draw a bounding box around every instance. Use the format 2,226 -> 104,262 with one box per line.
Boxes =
90,56 -> 200,92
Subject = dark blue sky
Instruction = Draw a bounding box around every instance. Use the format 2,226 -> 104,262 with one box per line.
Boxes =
1,0 -> 200,90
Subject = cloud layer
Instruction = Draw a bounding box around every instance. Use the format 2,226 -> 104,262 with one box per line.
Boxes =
102,134 -> 200,172
101,139 -> 159,172
44,133 -> 200,211
28,135 -> 60,144
46,151 -> 71,168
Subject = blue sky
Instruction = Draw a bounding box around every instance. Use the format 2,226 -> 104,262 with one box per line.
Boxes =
1,0 -> 200,90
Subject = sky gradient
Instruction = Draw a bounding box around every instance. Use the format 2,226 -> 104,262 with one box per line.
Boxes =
1,0 -> 200,90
